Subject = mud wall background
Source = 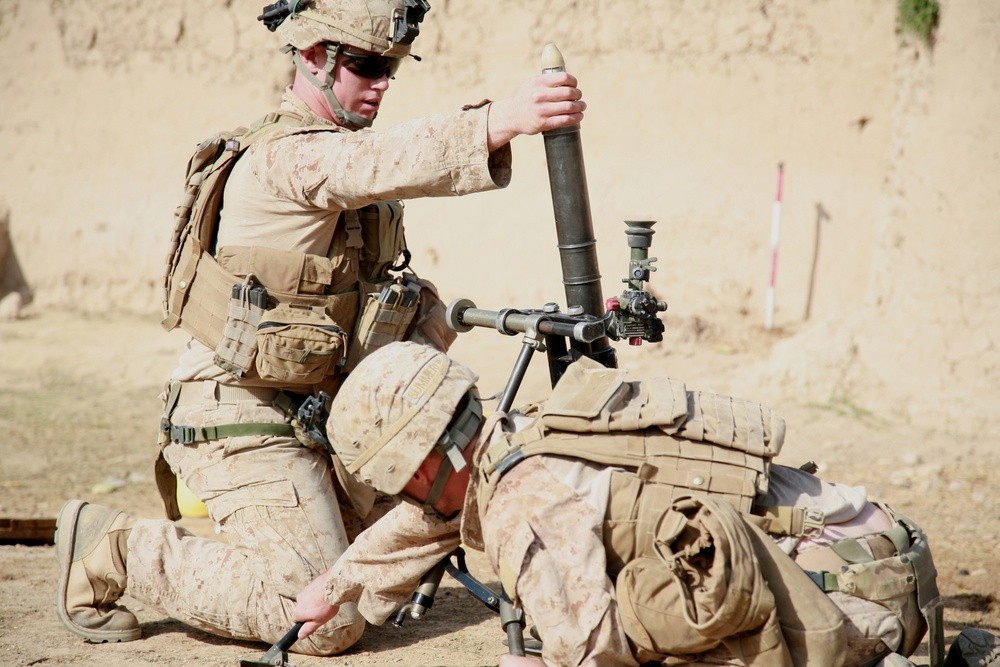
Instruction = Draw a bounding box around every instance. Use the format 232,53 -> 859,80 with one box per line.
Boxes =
1,0 -> 997,436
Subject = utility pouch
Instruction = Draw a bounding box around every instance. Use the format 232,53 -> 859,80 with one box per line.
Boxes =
214,281 -> 268,378
255,304 -> 347,384
344,277 -> 420,371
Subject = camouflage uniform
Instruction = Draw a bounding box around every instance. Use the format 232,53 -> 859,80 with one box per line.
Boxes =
126,87 -> 512,655
322,412 -> 924,667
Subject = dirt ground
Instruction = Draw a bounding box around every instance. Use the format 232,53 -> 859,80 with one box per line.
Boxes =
1,310 -> 997,667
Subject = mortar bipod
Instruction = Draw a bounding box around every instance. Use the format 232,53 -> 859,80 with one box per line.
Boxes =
445,298 -> 607,407
391,547 -> 542,657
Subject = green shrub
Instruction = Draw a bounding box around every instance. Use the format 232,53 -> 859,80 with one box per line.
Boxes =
898,0 -> 940,46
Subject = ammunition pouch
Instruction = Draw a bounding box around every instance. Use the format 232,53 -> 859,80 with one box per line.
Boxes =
213,281 -> 268,379
345,275 -> 421,372
358,199 -> 407,283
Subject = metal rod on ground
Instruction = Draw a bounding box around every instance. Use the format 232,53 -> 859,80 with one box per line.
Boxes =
765,162 -> 785,330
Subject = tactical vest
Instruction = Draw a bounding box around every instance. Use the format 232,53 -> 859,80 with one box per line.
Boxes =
477,357 -> 939,666
479,358 -> 787,569
161,110 -> 413,391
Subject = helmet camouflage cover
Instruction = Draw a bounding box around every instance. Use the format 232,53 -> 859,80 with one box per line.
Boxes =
271,0 -> 425,58
329,342 -> 478,495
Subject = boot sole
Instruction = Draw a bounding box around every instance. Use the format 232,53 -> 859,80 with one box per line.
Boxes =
55,499 -> 141,643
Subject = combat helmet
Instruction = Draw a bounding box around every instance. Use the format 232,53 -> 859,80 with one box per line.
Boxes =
329,342 -> 483,517
258,0 -> 430,129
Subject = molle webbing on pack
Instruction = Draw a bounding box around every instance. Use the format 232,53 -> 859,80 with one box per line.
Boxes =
482,358 -> 782,490
535,357 -> 785,459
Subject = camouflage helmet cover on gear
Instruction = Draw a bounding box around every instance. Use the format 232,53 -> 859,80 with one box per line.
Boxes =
273,0 -> 421,58
329,341 -> 478,495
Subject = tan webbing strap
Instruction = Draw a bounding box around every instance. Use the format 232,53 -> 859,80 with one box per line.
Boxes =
164,381 -> 183,417
882,521 -> 912,554
620,381 -> 646,431
346,355 -> 451,475
342,210 -> 363,251
754,504 -> 826,538
482,424 -> 546,477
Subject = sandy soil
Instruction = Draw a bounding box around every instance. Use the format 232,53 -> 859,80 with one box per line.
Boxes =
0,310 -> 996,666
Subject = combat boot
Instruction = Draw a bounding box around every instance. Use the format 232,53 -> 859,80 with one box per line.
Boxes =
55,499 -> 140,642
945,628 -> 1000,667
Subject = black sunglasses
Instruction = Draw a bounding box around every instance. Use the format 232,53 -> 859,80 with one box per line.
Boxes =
339,49 -> 402,80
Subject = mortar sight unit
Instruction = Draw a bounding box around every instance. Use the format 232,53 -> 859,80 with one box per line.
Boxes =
445,218 -> 667,411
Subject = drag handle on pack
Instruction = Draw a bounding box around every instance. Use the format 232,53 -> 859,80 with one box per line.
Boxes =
238,621 -> 303,667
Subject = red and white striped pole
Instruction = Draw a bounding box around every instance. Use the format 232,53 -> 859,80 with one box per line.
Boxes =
765,162 -> 784,330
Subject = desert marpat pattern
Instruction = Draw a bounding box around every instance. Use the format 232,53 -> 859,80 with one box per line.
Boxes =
133,86 -> 513,654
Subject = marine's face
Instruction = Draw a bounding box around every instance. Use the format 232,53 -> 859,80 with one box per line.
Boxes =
330,47 -> 393,125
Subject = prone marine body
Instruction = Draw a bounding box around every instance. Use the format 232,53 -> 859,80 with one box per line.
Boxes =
292,342 -> 941,667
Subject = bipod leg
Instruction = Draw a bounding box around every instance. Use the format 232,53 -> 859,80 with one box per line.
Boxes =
499,595 -> 526,657
391,557 -> 448,626
497,335 -> 541,414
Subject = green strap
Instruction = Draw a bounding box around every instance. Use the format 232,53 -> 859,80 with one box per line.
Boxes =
806,570 -> 841,592
168,422 -> 294,444
831,537 -> 876,564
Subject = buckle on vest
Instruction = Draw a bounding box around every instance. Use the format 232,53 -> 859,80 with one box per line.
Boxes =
803,508 -> 825,539
170,425 -> 197,445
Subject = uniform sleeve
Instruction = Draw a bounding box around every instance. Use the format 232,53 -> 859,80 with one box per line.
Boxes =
324,501 -> 461,624
251,104 -> 512,211
482,459 -> 639,667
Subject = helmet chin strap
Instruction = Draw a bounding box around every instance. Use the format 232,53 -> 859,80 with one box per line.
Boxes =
290,43 -> 372,130
411,391 -> 484,522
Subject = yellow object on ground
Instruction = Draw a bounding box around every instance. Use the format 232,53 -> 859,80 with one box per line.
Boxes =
176,476 -> 209,518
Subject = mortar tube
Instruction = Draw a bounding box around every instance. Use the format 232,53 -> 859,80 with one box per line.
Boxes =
540,44 -> 616,368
